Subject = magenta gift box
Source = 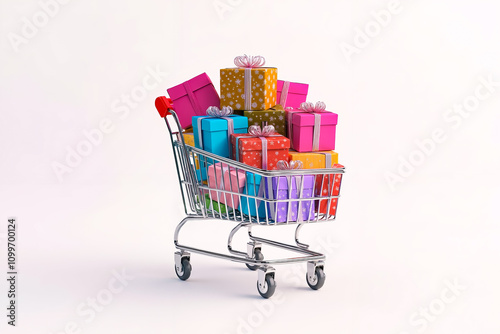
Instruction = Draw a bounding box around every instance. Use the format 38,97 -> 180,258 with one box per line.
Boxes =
287,111 -> 338,152
276,80 -> 309,109
167,73 -> 220,129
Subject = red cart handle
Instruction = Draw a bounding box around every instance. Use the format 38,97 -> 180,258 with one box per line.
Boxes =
155,96 -> 174,117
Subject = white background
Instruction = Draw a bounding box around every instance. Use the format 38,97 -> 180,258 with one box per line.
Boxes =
1,0 -> 500,333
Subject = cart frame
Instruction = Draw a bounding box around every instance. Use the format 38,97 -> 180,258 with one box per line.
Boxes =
159,104 -> 345,298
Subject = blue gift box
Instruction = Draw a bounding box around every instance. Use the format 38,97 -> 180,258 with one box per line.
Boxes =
192,115 -> 248,180
239,172 -> 267,219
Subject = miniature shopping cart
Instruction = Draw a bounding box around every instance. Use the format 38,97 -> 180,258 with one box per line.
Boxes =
155,97 -> 345,298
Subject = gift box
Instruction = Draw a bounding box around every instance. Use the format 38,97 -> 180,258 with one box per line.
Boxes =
183,132 -> 195,147
182,132 -> 202,178
239,172 -> 267,218
276,80 -> 309,109
286,102 -> 338,152
207,162 -> 246,209
288,150 -> 338,169
265,175 -> 315,223
231,127 -> 290,170
315,164 -> 344,216
167,73 -> 220,129
244,106 -> 286,136
192,114 -> 248,158
220,55 -> 277,111
204,194 -> 229,214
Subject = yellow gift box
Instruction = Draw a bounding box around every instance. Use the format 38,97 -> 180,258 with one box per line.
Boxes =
183,133 -> 195,147
220,67 -> 277,111
288,150 -> 339,169
182,132 -> 200,169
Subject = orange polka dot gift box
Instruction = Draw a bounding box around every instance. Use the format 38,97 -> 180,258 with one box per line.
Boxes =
231,125 -> 290,171
220,55 -> 278,111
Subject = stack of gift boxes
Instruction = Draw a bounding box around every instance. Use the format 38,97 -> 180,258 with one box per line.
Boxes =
165,55 -> 343,222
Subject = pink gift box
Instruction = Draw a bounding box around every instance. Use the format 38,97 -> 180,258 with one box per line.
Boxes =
276,80 -> 309,109
167,73 -> 220,129
207,162 -> 246,209
287,110 -> 338,152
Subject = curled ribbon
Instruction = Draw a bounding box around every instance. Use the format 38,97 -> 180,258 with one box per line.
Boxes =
234,55 -> 266,109
276,160 -> 303,170
234,55 -> 266,68
299,101 -> 326,113
206,106 -> 233,117
248,124 -> 276,137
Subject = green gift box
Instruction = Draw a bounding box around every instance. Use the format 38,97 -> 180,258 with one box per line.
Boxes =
204,194 -> 239,215
243,105 -> 286,136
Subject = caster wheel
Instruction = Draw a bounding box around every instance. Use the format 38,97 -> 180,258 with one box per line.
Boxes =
257,274 -> 276,298
245,249 -> 264,271
306,267 -> 326,290
175,258 -> 192,281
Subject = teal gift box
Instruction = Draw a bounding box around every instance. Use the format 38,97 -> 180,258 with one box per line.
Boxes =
239,172 -> 267,219
192,114 -> 248,180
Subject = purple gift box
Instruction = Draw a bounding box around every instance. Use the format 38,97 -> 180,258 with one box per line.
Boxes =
265,175 -> 315,223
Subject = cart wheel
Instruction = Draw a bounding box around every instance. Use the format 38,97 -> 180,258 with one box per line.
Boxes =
306,267 -> 326,290
257,274 -> 276,298
175,258 -> 192,281
245,249 -> 264,271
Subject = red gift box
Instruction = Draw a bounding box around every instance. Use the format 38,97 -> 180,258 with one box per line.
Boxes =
315,164 -> 344,216
231,133 -> 290,170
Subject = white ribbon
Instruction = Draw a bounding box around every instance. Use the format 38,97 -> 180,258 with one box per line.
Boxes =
234,55 -> 266,111
234,55 -> 266,68
312,114 -> 321,151
279,81 -> 290,106
267,160 -> 305,222
197,106 -> 235,158
315,152 -> 332,168
244,68 -> 252,110
284,101 -> 328,152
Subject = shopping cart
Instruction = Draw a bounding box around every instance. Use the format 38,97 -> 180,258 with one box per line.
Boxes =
155,96 -> 345,298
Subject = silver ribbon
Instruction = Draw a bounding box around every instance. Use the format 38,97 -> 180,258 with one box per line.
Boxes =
244,68 -> 252,110
286,101 -> 328,152
197,106 -> 235,158
235,125 -> 278,170
316,152 -> 332,168
267,159 -> 304,222
234,55 -> 266,111
279,81 -> 290,106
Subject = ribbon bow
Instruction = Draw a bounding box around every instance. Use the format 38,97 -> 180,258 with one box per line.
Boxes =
234,54 -> 266,68
206,106 -> 233,117
299,101 -> 326,113
277,160 -> 303,170
248,124 -> 276,137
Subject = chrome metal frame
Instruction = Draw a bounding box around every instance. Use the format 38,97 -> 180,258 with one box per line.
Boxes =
163,109 -> 345,292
